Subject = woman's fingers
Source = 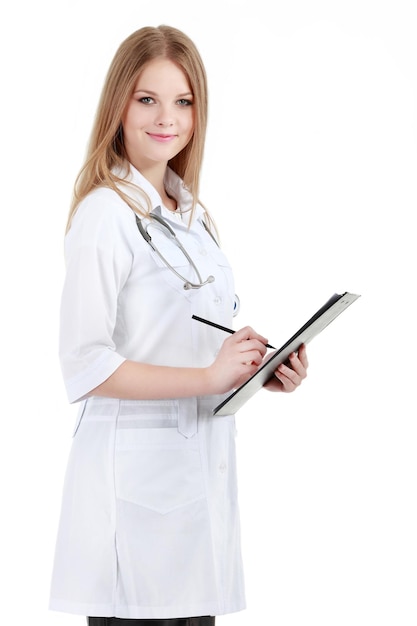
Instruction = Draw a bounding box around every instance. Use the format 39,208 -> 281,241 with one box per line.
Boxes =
275,345 -> 308,391
263,344 -> 309,393
233,325 -> 269,348
232,326 -> 268,364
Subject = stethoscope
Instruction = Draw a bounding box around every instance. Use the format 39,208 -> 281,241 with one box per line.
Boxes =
135,210 -> 240,315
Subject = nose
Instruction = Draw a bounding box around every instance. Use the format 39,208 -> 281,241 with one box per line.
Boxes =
154,105 -> 174,127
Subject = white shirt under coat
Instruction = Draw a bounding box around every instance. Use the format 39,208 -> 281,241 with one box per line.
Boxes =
49,165 -> 246,619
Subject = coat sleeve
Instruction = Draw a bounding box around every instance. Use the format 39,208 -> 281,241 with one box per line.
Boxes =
59,191 -> 134,403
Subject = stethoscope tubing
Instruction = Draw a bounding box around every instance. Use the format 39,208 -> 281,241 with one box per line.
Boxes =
135,212 -> 214,290
135,211 -> 240,314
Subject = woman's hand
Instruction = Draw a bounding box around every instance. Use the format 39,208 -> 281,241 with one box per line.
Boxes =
263,343 -> 309,393
207,326 -> 269,394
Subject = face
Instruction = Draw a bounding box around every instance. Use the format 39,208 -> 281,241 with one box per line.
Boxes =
122,58 -> 195,172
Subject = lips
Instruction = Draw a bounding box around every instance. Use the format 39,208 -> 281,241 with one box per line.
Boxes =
147,133 -> 176,143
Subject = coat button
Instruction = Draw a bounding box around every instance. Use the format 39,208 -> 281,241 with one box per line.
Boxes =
219,462 -> 227,473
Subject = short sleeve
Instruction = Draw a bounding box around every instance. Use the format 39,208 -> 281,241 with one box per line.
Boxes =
59,190 -> 134,403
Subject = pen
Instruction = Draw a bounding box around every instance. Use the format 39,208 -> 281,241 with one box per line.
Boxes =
192,314 -> 276,349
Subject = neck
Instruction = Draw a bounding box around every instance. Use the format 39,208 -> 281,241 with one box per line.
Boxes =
131,161 -> 176,212
133,160 -> 166,188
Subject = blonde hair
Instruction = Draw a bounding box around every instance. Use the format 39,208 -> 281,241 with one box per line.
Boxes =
66,25 -> 209,232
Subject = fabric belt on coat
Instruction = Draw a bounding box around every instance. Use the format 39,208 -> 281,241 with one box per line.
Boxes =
75,394 -> 230,440
87,617 -> 215,625
177,396 -> 198,438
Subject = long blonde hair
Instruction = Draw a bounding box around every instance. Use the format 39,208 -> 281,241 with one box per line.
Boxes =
66,25 -> 209,232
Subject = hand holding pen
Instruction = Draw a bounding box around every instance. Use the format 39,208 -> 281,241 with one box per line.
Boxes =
192,315 -> 308,394
194,319 -> 269,393
192,315 -> 276,349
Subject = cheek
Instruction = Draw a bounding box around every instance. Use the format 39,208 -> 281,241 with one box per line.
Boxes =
121,110 -> 133,139
123,104 -> 147,132
187,124 -> 195,142
185,111 -> 196,139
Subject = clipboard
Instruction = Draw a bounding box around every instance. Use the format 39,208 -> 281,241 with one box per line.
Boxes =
213,291 -> 360,416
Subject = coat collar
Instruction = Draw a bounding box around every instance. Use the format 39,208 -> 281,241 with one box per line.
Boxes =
115,163 -> 205,226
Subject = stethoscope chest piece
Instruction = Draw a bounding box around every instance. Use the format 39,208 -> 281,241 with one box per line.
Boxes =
233,294 -> 240,317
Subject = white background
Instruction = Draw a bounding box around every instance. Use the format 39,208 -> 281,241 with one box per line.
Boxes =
0,0 -> 416,624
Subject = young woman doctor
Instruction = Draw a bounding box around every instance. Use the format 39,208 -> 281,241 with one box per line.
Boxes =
49,25 -> 308,626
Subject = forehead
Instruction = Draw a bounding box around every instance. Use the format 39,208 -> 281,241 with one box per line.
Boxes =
134,58 -> 192,92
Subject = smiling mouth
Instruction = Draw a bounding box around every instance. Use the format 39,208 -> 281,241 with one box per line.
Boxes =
147,133 -> 176,142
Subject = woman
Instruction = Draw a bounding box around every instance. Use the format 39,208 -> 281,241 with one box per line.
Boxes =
49,25 -> 308,626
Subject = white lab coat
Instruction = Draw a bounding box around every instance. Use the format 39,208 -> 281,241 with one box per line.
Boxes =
49,165 -> 246,619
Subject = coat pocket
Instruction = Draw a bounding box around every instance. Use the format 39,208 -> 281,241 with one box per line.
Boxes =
114,425 -> 205,515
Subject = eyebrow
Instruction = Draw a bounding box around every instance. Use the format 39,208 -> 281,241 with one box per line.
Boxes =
133,89 -> 193,98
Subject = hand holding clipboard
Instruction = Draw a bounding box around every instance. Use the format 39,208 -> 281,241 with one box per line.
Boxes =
193,292 -> 360,416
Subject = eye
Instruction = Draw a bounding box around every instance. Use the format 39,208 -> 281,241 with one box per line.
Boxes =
139,96 -> 154,104
177,98 -> 193,106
